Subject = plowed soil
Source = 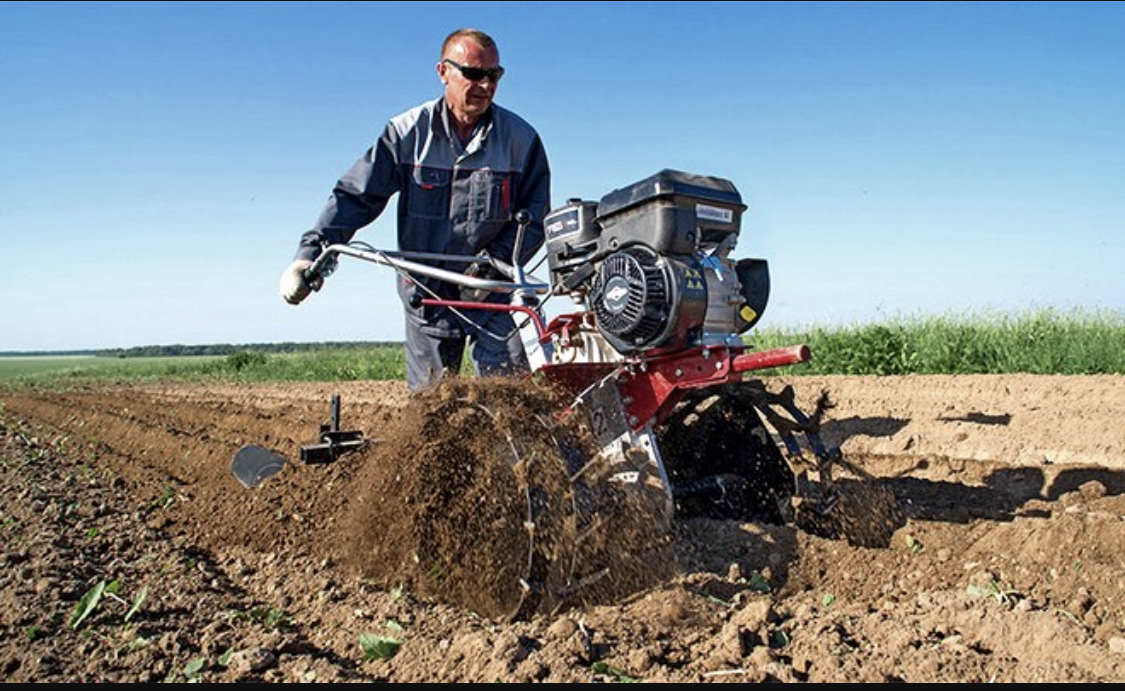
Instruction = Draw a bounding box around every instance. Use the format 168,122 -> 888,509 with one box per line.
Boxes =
1,374 -> 1122,683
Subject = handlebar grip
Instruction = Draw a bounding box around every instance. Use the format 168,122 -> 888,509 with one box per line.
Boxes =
301,266 -> 324,292
302,251 -> 336,290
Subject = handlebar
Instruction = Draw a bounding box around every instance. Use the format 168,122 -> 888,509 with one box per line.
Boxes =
303,244 -> 551,296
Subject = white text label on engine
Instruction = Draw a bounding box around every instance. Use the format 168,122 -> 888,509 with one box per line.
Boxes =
696,204 -> 733,223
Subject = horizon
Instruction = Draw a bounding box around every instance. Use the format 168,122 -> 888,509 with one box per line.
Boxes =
1,304 -> 1118,356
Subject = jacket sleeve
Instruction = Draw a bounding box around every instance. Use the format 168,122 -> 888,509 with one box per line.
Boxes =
294,129 -> 400,261
489,133 -> 550,266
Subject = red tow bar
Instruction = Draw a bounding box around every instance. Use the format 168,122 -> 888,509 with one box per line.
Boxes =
731,344 -> 811,373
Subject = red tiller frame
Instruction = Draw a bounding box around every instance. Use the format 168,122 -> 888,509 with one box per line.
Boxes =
542,344 -> 810,431
422,300 -> 811,431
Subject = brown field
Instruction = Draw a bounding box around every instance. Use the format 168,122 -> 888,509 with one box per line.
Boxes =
1,374 -> 1122,682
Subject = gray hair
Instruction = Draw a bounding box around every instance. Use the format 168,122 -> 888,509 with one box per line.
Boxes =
441,28 -> 497,58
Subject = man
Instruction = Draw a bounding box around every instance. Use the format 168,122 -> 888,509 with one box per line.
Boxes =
279,28 -> 551,392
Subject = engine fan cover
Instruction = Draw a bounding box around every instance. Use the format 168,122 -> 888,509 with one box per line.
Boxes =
589,246 -> 707,353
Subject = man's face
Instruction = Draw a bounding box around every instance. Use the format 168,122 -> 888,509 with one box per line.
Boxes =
438,39 -> 501,124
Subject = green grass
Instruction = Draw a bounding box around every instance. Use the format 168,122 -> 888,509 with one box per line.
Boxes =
751,307 -> 1124,375
0,347 -> 406,388
2,308 -> 1120,389
0,356 -> 102,378
0,355 -> 227,384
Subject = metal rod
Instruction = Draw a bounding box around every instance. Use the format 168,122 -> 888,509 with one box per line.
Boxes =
308,244 -> 550,295
512,210 -> 531,287
420,299 -> 548,342
731,344 -> 811,373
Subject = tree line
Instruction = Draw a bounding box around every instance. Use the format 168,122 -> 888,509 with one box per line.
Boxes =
95,342 -> 401,358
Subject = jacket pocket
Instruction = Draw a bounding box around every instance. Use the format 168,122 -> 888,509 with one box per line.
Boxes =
467,168 -> 512,223
407,166 -> 451,219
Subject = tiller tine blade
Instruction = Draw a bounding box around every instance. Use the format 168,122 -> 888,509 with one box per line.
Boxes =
749,384 -> 841,516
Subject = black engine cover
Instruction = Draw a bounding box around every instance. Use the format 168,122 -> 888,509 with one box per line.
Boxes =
589,246 -> 707,353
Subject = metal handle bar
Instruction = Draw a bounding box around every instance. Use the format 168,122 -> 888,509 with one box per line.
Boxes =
305,244 -> 551,295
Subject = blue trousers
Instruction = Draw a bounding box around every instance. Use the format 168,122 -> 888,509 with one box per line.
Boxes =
403,307 -> 530,392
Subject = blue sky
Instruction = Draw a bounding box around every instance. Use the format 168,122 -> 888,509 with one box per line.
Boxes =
1,1 -> 1122,351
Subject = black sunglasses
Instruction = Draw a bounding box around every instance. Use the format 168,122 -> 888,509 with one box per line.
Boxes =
442,58 -> 505,83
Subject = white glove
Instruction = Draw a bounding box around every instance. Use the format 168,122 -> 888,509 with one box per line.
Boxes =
279,259 -> 321,305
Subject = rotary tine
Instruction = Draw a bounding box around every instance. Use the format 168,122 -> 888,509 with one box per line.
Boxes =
748,384 -> 840,516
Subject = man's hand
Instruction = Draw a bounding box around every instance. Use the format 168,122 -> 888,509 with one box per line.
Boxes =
279,259 -> 322,305
459,259 -> 500,302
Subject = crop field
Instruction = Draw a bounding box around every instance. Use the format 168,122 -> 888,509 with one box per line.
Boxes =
0,313 -> 1121,682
